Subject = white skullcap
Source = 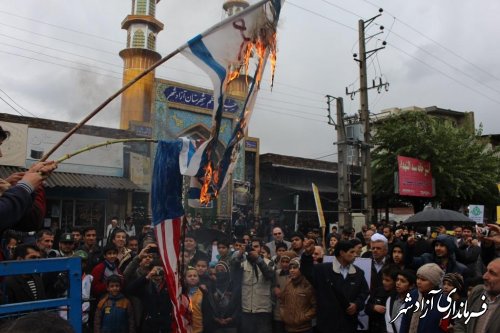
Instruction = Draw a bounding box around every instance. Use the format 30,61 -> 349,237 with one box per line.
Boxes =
371,233 -> 388,243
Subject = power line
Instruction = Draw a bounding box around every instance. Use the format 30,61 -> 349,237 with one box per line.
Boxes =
0,9 -> 123,44
253,104 -> 326,123
319,0 -> 363,19
0,88 -> 37,117
0,32 -> 123,68
389,44 -> 500,105
0,22 -> 118,56
363,0 -> 500,82
0,94 -> 24,117
381,30 -> 500,97
0,49 -> 123,81
287,1 -> 357,32
1,41 -> 124,77
258,96 -> 324,110
312,152 -> 338,160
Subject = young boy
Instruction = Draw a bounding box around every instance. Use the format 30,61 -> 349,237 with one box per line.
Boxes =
279,257 -> 316,333
385,269 -> 416,333
194,258 -> 212,290
94,274 -> 135,333
216,239 -> 232,264
91,244 -> 122,300
273,251 -> 297,333
365,264 -> 400,333
186,267 -> 203,333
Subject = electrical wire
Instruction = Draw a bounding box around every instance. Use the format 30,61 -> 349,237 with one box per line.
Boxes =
0,88 -> 37,117
0,9 -> 123,44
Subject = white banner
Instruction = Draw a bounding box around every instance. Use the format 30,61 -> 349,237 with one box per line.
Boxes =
468,204 -> 484,224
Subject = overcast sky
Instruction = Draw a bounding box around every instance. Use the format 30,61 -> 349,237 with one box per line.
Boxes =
1,0 -> 499,162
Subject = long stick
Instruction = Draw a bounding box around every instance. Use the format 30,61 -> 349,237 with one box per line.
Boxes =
55,138 -> 157,163
40,47 -> 183,162
40,0 -> 270,162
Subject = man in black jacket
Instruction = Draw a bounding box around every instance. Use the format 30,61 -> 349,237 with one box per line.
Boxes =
3,244 -> 46,304
301,239 -> 369,333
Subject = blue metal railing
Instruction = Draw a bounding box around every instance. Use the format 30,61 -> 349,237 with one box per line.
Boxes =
0,257 -> 82,333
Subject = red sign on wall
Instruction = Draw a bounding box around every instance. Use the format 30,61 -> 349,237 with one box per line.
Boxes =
397,156 -> 433,197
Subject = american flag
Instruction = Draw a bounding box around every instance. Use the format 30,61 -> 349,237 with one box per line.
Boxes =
151,1 -> 284,332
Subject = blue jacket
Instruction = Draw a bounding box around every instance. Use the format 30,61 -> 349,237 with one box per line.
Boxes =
399,288 -> 448,333
94,293 -> 135,333
0,183 -> 34,229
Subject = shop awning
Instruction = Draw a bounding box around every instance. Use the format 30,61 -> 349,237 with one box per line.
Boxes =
263,182 -> 361,195
0,166 -> 141,191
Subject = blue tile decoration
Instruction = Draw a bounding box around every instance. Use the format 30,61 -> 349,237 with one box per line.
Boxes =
163,85 -> 239,114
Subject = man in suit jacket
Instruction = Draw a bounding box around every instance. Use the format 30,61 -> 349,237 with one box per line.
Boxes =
454,258 -> 500,333
301,239 -> 369,333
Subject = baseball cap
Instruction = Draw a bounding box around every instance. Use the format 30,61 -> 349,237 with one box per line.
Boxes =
60,233 -> 74,243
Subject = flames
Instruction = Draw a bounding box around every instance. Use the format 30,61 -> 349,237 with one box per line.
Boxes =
198,4 -> 280,205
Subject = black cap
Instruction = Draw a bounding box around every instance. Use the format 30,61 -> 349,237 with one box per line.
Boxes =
60,233 -> 74,243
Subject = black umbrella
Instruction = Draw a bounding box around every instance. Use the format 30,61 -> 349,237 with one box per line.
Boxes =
192,227 -> 229,246
403,208 -> 475,227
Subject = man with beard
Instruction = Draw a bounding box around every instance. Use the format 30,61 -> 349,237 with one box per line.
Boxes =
454,258 -> 500,333
407,234 -> 469,276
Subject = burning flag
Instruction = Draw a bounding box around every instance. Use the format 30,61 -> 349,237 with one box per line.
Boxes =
181,0 -> 284,205
152,2 -> 284,332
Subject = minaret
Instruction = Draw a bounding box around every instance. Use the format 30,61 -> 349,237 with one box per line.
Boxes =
223,0 -> 250,99
119,0 -> 164,130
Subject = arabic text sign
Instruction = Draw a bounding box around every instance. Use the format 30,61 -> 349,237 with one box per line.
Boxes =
398,156 -> 433,197
391,288 -> 488,325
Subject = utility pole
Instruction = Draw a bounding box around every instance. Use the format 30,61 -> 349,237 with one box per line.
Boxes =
336,98 -> 352,230
348,9 -> 388,225
358,18 -> 372,226
327,96 -> 352,231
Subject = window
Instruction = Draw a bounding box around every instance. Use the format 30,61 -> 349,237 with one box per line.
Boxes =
132,29 -> 145,48
137,0 -> 147,14
127,31 -> 131,48
75,200 -> 105,227
148,0 -> 156,16
147,32 -> 156,50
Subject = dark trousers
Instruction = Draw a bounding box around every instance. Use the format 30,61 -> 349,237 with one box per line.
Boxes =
240,312 -> 272,333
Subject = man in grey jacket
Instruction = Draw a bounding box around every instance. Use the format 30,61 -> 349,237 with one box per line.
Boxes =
232,238 -> 275,333
265,227 -> 291,257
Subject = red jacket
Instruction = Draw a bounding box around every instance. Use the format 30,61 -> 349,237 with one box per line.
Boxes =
91,261 -> 122,299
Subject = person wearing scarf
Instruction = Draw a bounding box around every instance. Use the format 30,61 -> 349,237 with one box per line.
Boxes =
91,244 -> 123,301
202,261 -> 241,333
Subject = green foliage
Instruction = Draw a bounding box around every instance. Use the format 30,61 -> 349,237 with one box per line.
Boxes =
371,112 -> 500,210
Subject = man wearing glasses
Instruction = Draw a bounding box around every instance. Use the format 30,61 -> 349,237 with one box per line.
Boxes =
266,227 -> 291,257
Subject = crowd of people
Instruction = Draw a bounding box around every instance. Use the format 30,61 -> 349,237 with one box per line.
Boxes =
1,124 -> 500,333
2,217 -> 500,333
